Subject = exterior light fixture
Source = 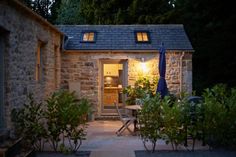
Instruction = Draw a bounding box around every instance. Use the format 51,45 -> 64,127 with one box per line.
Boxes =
140,57 -> 148,73
141,57 -> 145,62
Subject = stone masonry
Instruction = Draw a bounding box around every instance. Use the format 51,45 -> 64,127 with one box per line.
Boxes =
61,51 -> 192,117
0,0 -> 62,128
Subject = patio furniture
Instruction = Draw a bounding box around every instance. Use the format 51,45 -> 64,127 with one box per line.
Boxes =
125,105 -> 142,110
125,105 -> 142,133
114,102 -> 136,136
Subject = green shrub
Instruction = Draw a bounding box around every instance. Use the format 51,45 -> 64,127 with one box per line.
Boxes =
139,84 -> 236,151
45,90 -> 91,152
11,90 -> 91,153
202,84 -> 236,148
138,95 -> 162,152
139,93 -> 204,151
123,77 -> 157,105
11,94 -> 46,151
225,88 -> 236,148
161,95 -> 186,150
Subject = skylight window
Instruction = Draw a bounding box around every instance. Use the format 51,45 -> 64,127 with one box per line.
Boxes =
135,31 -> 150,43
81,32 -> 96,42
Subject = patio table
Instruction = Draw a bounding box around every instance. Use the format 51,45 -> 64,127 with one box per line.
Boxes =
125,105 -> 142,133
125,105 -> 142,110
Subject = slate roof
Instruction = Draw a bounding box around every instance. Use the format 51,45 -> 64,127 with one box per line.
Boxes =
57,25 -> 193,51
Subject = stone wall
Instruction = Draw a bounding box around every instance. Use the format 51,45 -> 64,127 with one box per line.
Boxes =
61,51 -> 192,117
0,1 -> 62,128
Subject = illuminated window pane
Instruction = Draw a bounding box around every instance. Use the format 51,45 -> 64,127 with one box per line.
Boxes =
83,33 -> 89,41
136,32 -> 149,42
137,32 -> 143,41
88,32 -> 94,41
82,32 -> 95,42
142,33 -> 148,41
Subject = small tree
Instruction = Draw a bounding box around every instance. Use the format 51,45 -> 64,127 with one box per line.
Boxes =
138,95 -> 162,152
66,98 -> 91,152
45,91 -> 63,151
161,96 -> 185,151
45,90 -> 90,152
11,94 -> 46,151
179,93 -> 204,151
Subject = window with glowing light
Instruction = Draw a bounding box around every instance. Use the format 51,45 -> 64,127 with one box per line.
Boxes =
81,31 -> 96,42
135,31 -> 150,43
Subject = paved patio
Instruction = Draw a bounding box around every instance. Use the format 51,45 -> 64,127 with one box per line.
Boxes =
41,120 -> 209,157
80,120 -> 207,157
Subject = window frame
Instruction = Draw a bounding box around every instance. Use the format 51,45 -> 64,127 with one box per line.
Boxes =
54,45 -> 59,88
134,31 -> 151,43
80,31 -> 97,43
35,41 -> 43,82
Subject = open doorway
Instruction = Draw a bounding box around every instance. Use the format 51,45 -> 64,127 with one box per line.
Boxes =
101,60 -> 127,115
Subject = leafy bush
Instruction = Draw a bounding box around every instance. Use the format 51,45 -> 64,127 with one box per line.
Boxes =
45,90 -> 91,152
67,98 -> 91,152
11,94 -> 46,151
139,93 -> 204,152
181,95 -> 204,151
161,95 -> 186,150
11,91 -> 91,153
138,95 -> 162,152
123,77 -> 157,105
202,84 -> 236,148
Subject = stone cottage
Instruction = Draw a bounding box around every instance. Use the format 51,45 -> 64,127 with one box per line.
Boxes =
57,25 -> 193,118
0,0 -> 193,128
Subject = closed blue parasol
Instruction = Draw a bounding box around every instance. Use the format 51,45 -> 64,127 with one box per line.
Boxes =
156,43 -> 168,98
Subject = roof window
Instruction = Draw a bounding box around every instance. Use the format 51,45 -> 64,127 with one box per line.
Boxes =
81,32 -> 96,42
135,31 -> 150,43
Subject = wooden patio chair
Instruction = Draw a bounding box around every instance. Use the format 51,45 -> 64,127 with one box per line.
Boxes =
114,101 -> 136,136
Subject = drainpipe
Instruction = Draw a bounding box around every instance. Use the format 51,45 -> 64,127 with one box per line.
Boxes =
179,51 -> 185,97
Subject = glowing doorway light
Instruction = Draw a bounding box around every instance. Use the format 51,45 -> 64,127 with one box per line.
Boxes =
140,58 -> 149,74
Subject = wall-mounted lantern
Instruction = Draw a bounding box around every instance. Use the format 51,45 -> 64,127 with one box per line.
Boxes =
140,57 -> 149,74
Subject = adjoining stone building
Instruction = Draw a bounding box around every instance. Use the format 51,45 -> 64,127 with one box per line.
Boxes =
0,0 -> 193,128
0,0 -> 63,128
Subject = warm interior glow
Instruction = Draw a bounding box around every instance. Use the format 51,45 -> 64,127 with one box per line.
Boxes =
83,32 -> 95,41
88,32 -> 94,41
104,64 -> 122,76
136,32 -> 149,42
142,33 -> 148,41
137,32 -> 142,41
